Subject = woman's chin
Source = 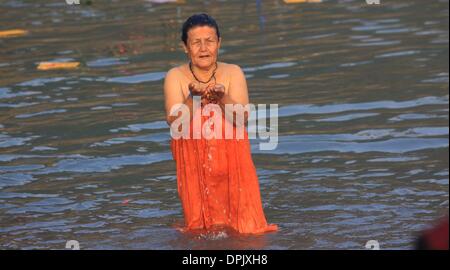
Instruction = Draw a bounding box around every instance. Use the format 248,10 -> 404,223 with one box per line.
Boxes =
195,59 -> 214,67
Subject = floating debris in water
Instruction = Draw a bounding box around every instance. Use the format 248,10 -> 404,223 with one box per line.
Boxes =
37,62 -> 80,70
122,199 -> 131,205
0,29 -> 28,38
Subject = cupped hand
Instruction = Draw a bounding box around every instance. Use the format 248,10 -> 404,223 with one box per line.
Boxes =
188,82 -> 204,96
204,83 -> 225,104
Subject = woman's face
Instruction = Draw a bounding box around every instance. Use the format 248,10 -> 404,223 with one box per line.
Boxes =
183,25 -> 221,69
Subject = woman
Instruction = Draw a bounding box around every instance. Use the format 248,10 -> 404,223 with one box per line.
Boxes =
164,13 -> 277,234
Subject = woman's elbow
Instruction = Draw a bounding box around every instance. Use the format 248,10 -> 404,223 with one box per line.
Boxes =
166,115 -> 174,126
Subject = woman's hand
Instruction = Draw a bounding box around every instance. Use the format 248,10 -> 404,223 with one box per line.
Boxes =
189,82 -> 225,105
189,82 -> 213,106
203,83 -> 225,104
188,82 -> 204,96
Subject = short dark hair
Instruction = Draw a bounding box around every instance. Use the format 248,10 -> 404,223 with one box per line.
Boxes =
181,13 -> 220,45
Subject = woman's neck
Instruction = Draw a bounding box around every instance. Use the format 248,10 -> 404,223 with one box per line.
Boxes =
190,62 -> 217,83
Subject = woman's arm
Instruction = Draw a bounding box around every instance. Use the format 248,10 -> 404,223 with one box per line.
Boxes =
164,68 -> 195,126
222,64 -> 249,106
218,64 -> 251,126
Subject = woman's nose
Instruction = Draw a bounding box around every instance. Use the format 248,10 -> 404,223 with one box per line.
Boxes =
200,41 -> 207,51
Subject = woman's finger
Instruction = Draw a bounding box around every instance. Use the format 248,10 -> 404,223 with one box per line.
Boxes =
214,84 -> 225,93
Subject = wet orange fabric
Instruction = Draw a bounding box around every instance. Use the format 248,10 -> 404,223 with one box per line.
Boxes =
170,106 -> 277,234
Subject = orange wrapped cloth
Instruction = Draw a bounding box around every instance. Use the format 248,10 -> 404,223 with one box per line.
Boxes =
170,106 -> 278,234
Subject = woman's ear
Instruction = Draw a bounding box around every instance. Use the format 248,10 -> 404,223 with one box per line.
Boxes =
182,42 -> 188,54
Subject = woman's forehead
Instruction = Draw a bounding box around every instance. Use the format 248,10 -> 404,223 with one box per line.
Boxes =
188,26 -> 217,39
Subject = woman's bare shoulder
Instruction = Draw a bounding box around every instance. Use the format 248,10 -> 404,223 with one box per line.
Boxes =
218,61 -> 237,69
166,65 -> 183,77
167,64 -> 193,82
217,62 -> 243,78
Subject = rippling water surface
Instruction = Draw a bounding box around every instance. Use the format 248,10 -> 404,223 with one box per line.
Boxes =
0,0 -> 448,249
